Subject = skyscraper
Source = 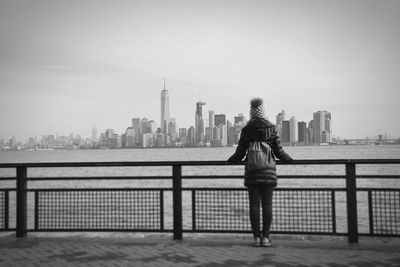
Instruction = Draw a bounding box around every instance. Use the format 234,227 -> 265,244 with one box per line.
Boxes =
209,110 -> 215,128
132,118 -> 141,145
289,116 -> 298,144
282,120 -> 290,143
195,101 -> 206,144
214,114 -> 226,127
276,112 -> 283,137
208,110 -> 214,141
298,121 -> 307,144
234,113 -> 246,126
313,111 -> 332,144
160,79 -> 170,134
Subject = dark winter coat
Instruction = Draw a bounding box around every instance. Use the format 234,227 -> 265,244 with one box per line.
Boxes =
227,118 -> 293,187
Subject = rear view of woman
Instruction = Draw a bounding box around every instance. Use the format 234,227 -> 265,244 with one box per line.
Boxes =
228,98 -> 293,247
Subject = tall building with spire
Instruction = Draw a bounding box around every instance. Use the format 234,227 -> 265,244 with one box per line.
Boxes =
160,78 -> 170,134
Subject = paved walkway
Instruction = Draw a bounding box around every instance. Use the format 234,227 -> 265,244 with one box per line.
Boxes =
0,233 -> 399,266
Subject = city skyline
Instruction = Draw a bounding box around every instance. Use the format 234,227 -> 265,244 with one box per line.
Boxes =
0,85 -> 396,143
1,1 -> 399,141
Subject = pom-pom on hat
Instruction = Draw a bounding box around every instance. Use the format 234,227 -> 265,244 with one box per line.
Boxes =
250,98 -> 265,119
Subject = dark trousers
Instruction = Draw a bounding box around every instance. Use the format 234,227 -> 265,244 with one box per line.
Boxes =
247,185 -> 274,238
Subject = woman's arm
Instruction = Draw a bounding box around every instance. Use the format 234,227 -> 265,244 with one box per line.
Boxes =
227,129 -> 249,163
270,129 -> 293,162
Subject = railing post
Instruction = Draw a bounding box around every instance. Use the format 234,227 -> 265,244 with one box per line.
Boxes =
16,166 -> 27,237
172,164 -> 182,240
345,162 -> 358,243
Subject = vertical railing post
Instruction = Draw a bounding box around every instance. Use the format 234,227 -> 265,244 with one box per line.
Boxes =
172,164 -> 182,240
16,166 -> 28,237
345,162 -> 358,243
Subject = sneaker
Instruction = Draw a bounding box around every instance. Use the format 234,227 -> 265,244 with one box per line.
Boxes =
253,237 -> 261,247
261,237 -> 272,247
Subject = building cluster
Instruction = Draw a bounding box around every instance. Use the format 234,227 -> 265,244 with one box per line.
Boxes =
1,81 -> 344,150
276,110 -> 332,145
0,133 -> 93,150
93,86 -> 247,149
91,83 -> 333,149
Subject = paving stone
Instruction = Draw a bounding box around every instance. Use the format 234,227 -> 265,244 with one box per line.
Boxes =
1,234 -> 400,266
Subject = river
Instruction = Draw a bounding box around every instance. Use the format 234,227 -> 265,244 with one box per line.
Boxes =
1,145 -> 399,233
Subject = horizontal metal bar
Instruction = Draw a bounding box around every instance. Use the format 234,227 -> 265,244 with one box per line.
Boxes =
183,230 -> 348,236
29,229 -> 173,233
356,175 -> 400,179
182,175 -> 347,179
183,188 -> 346,191
1,158 -> 400,168
27,176 -> 172,181
18,174 -> 400,181
28,188 -> 172,192
182,175 -> 243,179
26,175 -> 349,181
0,177 -> 16,181
356,188 -> 400,191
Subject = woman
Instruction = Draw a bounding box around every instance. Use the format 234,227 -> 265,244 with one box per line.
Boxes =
228,98 -> 292,247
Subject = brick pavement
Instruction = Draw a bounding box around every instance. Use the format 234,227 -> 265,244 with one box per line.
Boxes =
0,233 -> 399,266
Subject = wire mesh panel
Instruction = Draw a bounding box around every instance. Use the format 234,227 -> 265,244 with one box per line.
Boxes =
36,189 -> 163,231
272,190 -> 334,233
0,191 -> 5,229
193,189 -> 336,234
371,190 -> 400,236
194,189 -> 251,232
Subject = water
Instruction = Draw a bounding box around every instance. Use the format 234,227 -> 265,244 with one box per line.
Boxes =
1,145 -> 399,233
1,145 -> 399,187
1,144 -> 400,163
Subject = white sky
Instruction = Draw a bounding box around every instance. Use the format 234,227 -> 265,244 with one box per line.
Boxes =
1,0 -> 399,141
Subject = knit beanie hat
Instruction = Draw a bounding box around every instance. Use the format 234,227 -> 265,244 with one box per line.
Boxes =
250,98 -> 265,119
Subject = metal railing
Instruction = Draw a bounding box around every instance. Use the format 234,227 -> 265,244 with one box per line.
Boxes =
0,159 -> 399,243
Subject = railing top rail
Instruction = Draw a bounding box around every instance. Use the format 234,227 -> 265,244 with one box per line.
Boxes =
0,159 -> 400,168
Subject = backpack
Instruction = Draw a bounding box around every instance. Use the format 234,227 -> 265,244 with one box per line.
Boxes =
246,141 -> 276,171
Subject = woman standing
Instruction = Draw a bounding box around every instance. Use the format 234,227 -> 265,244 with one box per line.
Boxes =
228,98 -> 293,247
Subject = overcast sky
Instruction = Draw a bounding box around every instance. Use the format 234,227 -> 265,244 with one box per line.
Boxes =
1,0 -> 399,141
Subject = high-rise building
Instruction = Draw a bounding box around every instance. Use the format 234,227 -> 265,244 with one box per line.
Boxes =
111,134 -> 122,149
188,126 -> 195,146
313,111 -> 332,144
142,133 -> 154,148
214,114 -> 226,127
105,129 -> 114,139
160,79 -> 170,134
209,110 -> 215,128
179,128 -> 187,143
298,121 -> 307,144
132,118 -> 141,144
168,118 -> 178,142
281,109 -> 286,121
276,112 -> 283,137
289,116 -> 298,144
148,120 -> 157,134
125,127 -> 135,148
234,113 -> 246,126
140,117 -> 150,135
282,121 -> 290,143
195,101 -> 206,144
